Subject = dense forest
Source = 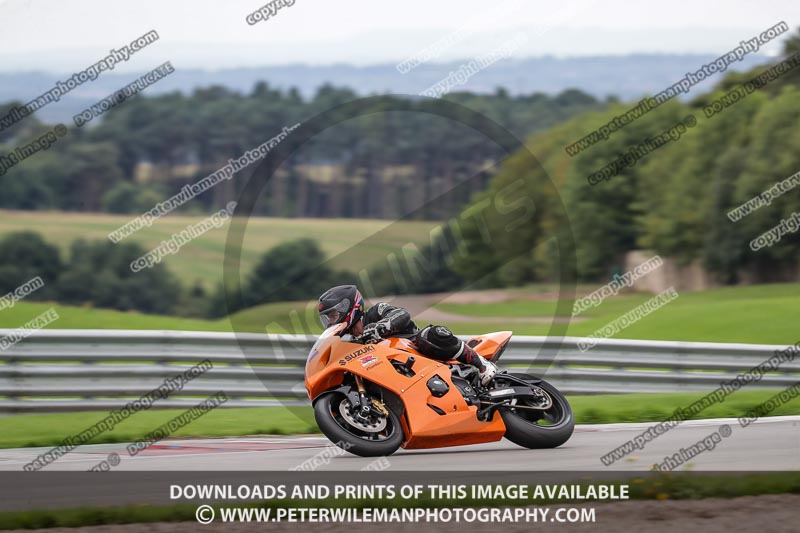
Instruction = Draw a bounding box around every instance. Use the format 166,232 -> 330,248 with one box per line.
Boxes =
0,86 -> 603,220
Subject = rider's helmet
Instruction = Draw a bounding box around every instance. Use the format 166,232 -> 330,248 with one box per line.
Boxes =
317,285 -> 364,331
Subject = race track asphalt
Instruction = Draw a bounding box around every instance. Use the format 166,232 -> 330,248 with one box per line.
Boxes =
0,415 -> 796,472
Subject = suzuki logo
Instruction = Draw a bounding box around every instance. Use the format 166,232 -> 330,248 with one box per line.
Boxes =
338,345 -> 375,366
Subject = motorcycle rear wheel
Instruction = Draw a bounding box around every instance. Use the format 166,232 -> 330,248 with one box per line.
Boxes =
498,378 -> 574,449
314,391 -> 404,457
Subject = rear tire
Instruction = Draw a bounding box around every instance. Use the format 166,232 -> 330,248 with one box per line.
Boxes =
314,391 -> 404,457
499,378 -> 574,449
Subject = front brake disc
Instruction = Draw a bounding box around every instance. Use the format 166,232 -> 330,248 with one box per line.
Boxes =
339,399 -> 387,432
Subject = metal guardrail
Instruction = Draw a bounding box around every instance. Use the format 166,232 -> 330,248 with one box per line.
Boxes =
0,330 -> 797,413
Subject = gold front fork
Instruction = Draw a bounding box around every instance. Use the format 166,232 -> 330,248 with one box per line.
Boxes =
355,375 -> 366,393
355,375 -> 389,416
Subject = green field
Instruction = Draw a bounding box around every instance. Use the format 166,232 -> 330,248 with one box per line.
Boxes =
0,210 -> 438,289
1,389 -> 796,449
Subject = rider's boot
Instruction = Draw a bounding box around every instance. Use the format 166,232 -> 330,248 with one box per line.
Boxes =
456,342 -> 497,385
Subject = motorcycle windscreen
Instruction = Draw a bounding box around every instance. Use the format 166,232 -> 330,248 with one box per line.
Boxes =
307,323 -> 346,363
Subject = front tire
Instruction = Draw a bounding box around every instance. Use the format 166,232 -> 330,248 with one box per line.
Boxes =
498,378 -> 574,449
313,391 -> 404,457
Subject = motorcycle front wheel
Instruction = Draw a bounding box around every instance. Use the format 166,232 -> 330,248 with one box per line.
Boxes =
313,391 -> 404,457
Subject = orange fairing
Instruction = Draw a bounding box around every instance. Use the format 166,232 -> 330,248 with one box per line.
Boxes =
467,331 -> 512,360
304,331 -> 508,449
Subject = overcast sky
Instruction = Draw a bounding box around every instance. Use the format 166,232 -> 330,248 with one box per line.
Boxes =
0,0 -> 797,72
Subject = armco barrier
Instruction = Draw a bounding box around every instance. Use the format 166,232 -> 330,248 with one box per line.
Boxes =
0,330 -> 797,412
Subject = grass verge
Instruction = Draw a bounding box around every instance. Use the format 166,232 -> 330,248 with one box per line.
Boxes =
436,282 -> 800,344
1,389 -> 797,449
0,406 -> 316,449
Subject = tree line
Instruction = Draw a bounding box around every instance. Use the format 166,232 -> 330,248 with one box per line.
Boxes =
0,85 -> 603,221
0,229 -> 457,318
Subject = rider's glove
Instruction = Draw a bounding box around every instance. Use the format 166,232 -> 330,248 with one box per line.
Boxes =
362,320 -> 390,343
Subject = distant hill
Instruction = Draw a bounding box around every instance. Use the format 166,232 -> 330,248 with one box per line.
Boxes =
0,54 -> 770,124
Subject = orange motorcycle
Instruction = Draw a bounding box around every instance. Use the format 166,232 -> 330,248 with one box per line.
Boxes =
305,323 -> 574,456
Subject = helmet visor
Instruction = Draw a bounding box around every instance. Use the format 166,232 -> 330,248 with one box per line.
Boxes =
318,299 -> 351,328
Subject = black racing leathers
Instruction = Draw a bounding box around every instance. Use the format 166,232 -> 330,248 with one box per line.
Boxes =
362,303 -> 480,366
362,302 -> 417,336
361,302 -> 491,379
